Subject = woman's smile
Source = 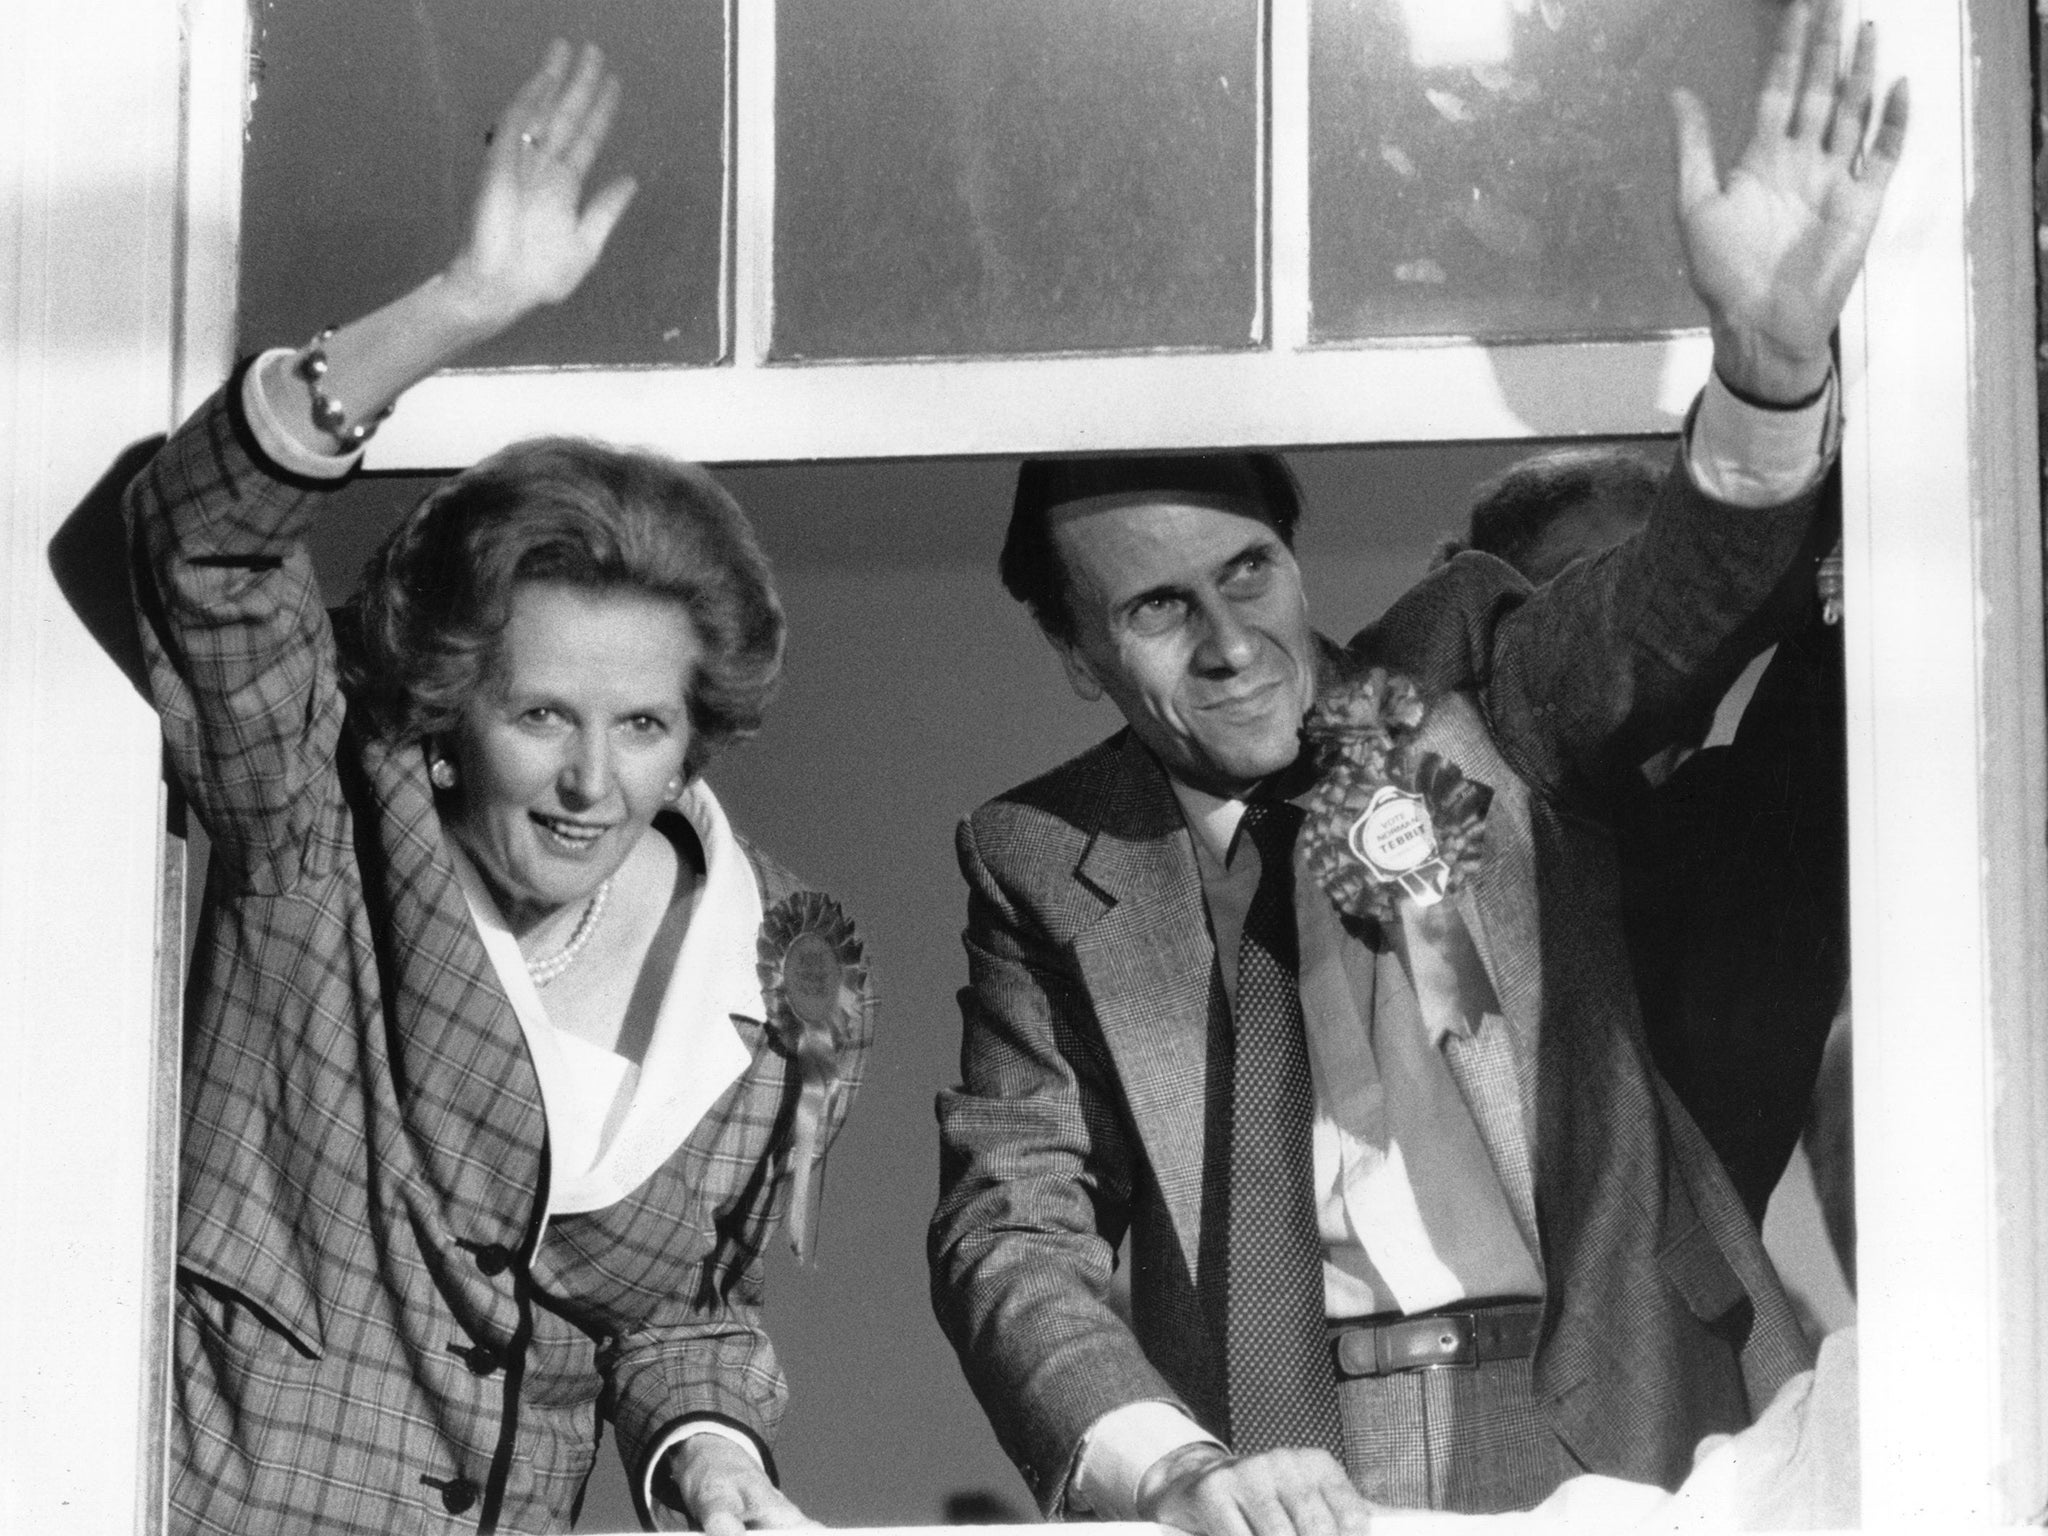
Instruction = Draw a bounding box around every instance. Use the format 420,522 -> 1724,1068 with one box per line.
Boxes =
442,581 -> 701,934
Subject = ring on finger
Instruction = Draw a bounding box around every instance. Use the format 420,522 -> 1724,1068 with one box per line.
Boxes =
519,130 -> 544,149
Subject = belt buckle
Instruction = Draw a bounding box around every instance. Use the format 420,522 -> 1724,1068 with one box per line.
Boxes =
1414,1312 -> 1477,1370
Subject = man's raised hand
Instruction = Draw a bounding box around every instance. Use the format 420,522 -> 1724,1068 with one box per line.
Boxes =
1674,0 -> 1909,405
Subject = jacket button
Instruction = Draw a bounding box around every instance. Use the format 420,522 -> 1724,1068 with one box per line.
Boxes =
422,1475 -> 479,1514
472,1243 -> 513,1276
448,1340 -> 501,1376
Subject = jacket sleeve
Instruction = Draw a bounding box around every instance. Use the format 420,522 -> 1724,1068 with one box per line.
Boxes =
929,810 -> 1192,1516
1364,441 -> 1834,814
1482,446 -> 1835,807
124,358 -> 351,894
608,935 -> 878,1518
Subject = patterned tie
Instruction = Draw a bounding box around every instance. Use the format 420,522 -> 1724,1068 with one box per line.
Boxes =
1225,800 -> 1344,1458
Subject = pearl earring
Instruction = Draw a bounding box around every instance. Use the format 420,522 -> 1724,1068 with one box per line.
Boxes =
663,776 -> 683,803
430,758 -> 458,790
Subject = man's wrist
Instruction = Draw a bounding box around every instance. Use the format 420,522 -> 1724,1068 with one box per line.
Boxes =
1135,1441 -> 1240,1521
1708,326 -> 1833,410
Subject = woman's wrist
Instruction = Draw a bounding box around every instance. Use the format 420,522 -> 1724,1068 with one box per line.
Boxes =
426,264 -> 540,350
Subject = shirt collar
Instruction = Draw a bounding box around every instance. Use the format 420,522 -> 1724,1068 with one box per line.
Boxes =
444,779 -> 760,1215
1168,778 -> 1248,875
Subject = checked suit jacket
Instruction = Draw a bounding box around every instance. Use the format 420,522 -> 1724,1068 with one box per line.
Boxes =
129,372 -> 874,1535
930,439 -> 1823,1514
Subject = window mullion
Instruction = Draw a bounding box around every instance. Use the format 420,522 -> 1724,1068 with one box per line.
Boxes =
1268,0 -> 1310,352
730,0 -> 776,369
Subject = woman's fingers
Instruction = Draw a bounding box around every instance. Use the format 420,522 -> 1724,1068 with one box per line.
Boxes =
542,42 -> 610,150
578,173 -> 640,254
497,38 -> 573,152
558,71 -> 624,181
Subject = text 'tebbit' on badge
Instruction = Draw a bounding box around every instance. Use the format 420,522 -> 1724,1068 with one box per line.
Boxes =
1346,785 -> 1453,906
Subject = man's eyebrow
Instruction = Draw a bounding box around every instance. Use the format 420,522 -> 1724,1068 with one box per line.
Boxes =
1114,580 -> 1187,617
1218,535 -> 1281,572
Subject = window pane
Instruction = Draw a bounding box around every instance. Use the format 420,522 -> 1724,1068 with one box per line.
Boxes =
240,0 -> 726,368
1310,0 -> 1772,343
772,0 -> 1261,360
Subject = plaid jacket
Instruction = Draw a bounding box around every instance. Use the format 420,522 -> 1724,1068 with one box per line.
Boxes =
130,376 -> 874,1535
930,442 -> 1824,1513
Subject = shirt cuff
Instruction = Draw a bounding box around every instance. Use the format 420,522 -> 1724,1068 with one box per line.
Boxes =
1069,1402 -> 1223,1520
240,348 -> 364,481
639,1417 -> 766,1517
1684,368 -> 1840,509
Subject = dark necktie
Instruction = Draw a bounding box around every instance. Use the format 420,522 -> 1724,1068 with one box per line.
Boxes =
1225,801 -> 1344,1457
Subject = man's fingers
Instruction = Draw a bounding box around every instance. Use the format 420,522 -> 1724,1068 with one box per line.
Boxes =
1825,21 -> 1877,161
1668,88 -> 1718,215
1326,1485 -> 1376,1536
1160,1449 -> 1368,1536
1790,0 -> 1845,142
1275,1481 -> 1341,1536
1304,1457 -> 1374,1536
1862,78 -> 1910,185
1222,1476 -> 1290,1536
700,1512 -> 747,1536
1751,0 -> 1810,141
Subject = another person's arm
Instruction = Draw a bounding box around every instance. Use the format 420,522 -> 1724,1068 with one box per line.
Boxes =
1478,1 -> 1905,799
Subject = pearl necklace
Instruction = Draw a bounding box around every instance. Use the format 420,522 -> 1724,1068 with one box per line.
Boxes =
525,878 -> 612,988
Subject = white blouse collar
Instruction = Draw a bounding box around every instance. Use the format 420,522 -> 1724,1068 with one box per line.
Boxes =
447,779 -> 763,1216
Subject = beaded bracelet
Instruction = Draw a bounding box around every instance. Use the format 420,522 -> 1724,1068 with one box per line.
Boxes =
293,327 -> 395,450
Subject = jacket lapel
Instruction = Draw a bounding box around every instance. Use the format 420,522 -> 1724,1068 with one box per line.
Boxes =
349,731 -> 547,1244
1067,735 -> 1221,1279
1415,694 -> 1543,1056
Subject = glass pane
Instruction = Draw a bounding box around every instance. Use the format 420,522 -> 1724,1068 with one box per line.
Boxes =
1310,0 -> 1772,342
240,0 -> 726,368
772,0 -> 1261,360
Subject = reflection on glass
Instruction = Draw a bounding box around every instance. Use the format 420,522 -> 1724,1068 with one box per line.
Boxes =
240,0 -> 727,369
772,0 -> 1262,361
1311,0 -> 1771,342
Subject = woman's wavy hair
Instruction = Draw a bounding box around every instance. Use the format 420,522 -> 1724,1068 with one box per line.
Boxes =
342,438 -> 784,781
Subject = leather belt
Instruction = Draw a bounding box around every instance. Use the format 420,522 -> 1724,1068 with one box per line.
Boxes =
1330,1302 -> 1545,1378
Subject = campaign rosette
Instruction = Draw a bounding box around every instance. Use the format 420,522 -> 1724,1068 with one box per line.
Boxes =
757,890 -> 867,1261
1299,666 -> 1491,924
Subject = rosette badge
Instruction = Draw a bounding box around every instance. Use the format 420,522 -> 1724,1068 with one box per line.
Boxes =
1299,667 -> 1492,924
758,891 -> 868,1262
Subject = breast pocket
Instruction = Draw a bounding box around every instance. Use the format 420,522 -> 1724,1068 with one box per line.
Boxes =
177,1268 -> 324,1366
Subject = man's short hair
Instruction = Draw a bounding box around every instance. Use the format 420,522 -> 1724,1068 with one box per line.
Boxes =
1437,446 -> 1661,584
1002,452 -> 1304,641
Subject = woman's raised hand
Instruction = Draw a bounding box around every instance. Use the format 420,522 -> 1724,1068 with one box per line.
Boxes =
443,40 -> 640,330
250,41 -> 639,453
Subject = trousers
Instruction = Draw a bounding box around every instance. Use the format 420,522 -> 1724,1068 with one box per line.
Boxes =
1338,1355 -> 1574,1513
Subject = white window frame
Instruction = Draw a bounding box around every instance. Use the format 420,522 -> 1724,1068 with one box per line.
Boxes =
2,0 -> 2039,1529
367,0 -> 1717,468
